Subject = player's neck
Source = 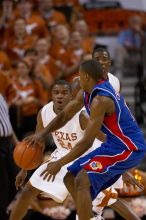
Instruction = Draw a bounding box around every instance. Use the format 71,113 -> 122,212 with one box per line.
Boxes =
86,80 -> 98,93
102,72 -> 108,79
53,105 -> 62,115
86,78 -> 105,93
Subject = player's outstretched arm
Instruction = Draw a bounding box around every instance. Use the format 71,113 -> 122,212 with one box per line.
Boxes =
41,96 -> 114,181
25,89 -> 84,145
35,110 -> 44,133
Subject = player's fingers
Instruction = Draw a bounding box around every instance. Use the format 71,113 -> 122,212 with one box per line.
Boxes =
47,174 -> 53,182
43,171 -> 50,180
23,136 -> 31,143
32,139 -> 39,148
29,139 -> 36,147
52,175 -> 56,182
24,136 -> 35,146
40,168 -> 51,176
47,174 -> 56,182
40,168 -> 48,177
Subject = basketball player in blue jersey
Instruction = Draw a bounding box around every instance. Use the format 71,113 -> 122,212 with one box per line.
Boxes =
39,60 -> 146,220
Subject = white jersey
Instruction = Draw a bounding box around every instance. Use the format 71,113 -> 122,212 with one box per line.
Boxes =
41,101 -> 85,157
108,72 -> 120,93
30,102 -> 100,203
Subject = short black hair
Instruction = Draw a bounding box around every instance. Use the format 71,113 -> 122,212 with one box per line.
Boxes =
92,45 -> 110,59
52,80 -> 72,92
80,60 -> 103,81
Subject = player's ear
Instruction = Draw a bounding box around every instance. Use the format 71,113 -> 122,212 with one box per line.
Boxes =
85,72 -> 89,80
109,59 -> 112,67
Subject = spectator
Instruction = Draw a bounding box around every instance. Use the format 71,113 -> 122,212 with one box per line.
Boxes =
74,19 -> 96,53
0,0 -> 15,47
0,0 -> 14,28
24,48 -> 38,70
54,0 -> 80,23
0,49 -> 11,71
63,31 -> 85,82
24,48 -> 53,103
50,24 -> 70,64
35,38 -> 60,80
38,0 -> 67,31
114,15 -> 146,80
14,0 -> 49,38
0,71 -> 16,106
10,60 -> 41,138
4,18 -> 37,64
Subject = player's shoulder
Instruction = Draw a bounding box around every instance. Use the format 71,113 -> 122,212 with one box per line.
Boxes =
108,72 -> 120,93
92,95 -> 110,104
108,72 -> 119,83
91,95 -> 115,117
41,101 -> 53,116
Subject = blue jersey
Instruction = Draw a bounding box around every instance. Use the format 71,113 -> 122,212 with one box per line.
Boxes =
84,80 -> 146,152
68,80 -> 146,200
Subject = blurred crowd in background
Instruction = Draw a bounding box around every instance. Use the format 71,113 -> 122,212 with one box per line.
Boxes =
0,0 -> 146,137
0,0 -> 146,219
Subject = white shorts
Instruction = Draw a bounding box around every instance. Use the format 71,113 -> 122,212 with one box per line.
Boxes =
93,176 -> 123,207
113,176 -> 123,189
30,150 -> 69,203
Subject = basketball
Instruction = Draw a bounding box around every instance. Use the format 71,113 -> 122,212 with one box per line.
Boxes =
13,140 -> 44,170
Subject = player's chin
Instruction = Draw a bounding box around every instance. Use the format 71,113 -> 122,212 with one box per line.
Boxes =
56,102 -> 65,109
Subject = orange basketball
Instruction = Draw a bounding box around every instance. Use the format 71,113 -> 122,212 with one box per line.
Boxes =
13,140 -> 44,170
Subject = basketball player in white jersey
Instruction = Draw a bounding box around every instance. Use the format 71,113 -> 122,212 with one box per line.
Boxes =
9,80 -> 100,219
10,80 -> 140,220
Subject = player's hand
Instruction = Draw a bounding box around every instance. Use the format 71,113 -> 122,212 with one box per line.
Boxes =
122,171 -> 144,190
40,161 -> 62,182
15,169 -> 27,190
24,133 -> 45,148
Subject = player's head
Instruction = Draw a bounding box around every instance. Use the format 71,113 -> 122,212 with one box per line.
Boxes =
92,46 -> 111,78
51,80 -> 72,113
79,59 -> 103,92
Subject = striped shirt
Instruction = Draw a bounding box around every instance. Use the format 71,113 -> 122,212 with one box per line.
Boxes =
0,94 -> 12,137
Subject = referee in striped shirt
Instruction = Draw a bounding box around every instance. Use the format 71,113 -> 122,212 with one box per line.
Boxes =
0,94 -> 19,220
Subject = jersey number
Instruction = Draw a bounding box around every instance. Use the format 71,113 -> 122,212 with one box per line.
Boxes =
57,139 -> 73,150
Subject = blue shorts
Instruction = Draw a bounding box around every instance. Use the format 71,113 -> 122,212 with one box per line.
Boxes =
67,145 -> 145,200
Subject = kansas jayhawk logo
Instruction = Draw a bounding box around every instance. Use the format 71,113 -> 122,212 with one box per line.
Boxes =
90,161 -> 102,170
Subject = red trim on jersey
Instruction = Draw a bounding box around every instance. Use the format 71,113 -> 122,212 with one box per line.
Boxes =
96,79 -> 106,85
85,93 -> 89,103
85,93 -> 90,108
84,150 -> 131,173
103,112 -> 137,151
